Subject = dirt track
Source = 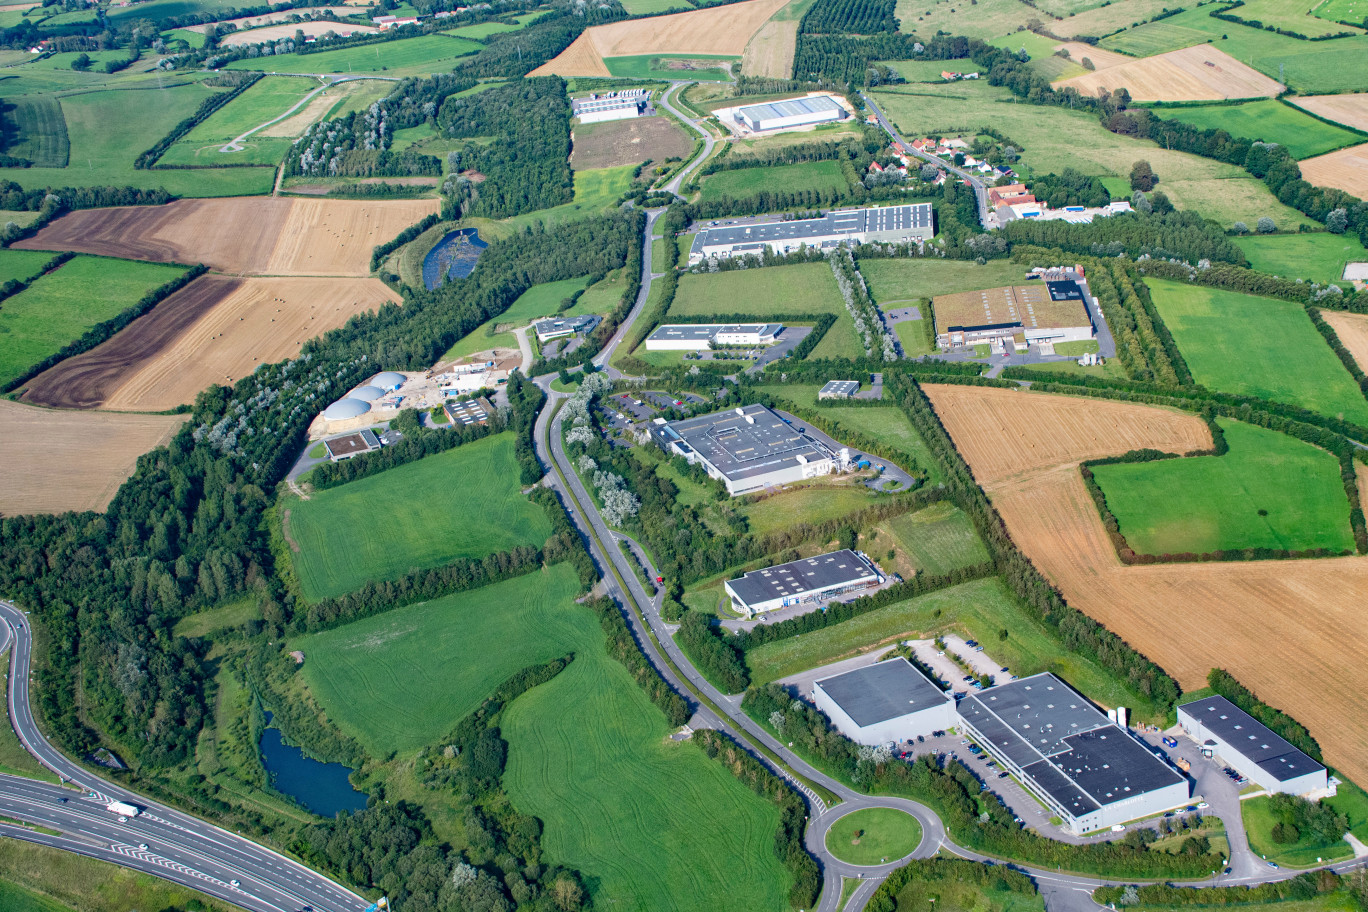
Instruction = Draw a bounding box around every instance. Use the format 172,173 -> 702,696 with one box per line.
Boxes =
1054,44 -> 1284,101
1297,143 -> 1368,201
924,383 -> 1368,786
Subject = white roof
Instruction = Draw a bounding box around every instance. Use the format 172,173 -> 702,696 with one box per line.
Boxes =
322,398 -> 371,420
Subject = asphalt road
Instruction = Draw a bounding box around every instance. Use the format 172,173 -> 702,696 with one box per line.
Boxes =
657,81 -> 716,197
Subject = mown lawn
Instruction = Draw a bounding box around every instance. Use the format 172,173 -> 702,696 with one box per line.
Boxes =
860,256 -> 1030,305
1092,420 -> 1356,555
292,565 -> 593,756
1243,794 -> 1354,866
1153,100 -> 1362,160
825,808 -> 922,866
287,434 -> 551,601
0,256 -> 187,387
1146,278 -> 1368,426
885,502 -> 990,574
698,159 -> 848,201
1235,232 -> 1368,285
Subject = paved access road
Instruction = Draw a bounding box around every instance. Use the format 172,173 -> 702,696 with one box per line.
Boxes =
0,600 -> 369,912
657,81 -> 717,197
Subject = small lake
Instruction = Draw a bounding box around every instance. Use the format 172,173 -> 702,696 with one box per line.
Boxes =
422,227 -> 487,289
259,712 -> 368,818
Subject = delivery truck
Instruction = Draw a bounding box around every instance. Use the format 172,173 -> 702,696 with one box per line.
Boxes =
107,800 -> 141,818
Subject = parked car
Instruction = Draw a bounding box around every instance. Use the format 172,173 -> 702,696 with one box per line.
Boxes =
1163,736 -> 1179,748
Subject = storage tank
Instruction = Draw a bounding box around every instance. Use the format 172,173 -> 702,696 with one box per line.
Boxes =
322,398 -> 371,420
350,385 -> 386,402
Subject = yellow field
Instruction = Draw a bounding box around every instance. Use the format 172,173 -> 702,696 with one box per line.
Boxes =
924,382 -> 1368,787
183,7 -> 349,33
1052,0 -> 1178,37
531,0 -> 788,76
1290,93 -> 1368,131
1298,143 -> 1368,200
1321,310 -> 1368,373
1054,44 -> 1285,101
217,20 -> 377,46
1053,42 -> 1132,70
0,400 -> 185,515
258,79 -> 385,138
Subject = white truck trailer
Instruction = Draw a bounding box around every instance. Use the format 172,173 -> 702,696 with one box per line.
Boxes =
107,800 -> 141,818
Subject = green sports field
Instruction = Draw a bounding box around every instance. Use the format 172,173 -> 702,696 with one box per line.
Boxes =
698,160 -> 848,201
0,256 -> 187,387
503,628 -> 792,912
286,434 -> 552,601
670,262 -> 863,358
1146,278 -> 1368,426
224,34 -> 482,76
825,808 -> 922,866
1092,420 -> 1355,555
1235,232 -> 1368,284
1153,99 -> 1363,159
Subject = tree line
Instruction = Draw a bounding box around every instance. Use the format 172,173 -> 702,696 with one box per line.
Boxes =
801,0 -> 900,35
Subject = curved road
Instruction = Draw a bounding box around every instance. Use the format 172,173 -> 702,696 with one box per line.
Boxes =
656,81 -> 717,197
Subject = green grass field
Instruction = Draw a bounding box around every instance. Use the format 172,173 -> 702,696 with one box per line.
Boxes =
860,257 -> 1025,304
825,808 -> 922,865
604,54 -> 737,81
698,160 -> 848,201
1122,898 -> 1356,912
884,865 -> 1047,912
180,74 -> 318,143
287,434 -> 552,601
503,625 -> 792,912
225,34 -> 482,76
441,20 -> 523,39
4,95 -> 68,167
0,676 -> 57,782
671,262 -> 862,358
1235,232 -> 1368,284
741,484 -> 885,536
894,318 -> 933,356
1243,794 -> 1354,866
1146,278 -> 1368,425
0,249 -> 56,285
894,0 -> 1040,40
0,256 -> 186,387
1101,7 -> 1368,93
745,577 -> 1164,717
497,163 -> 637,234
441,272 -> 621,360
0,882 -> 68,912
619,0 -> 691,12
292,565 -> 592,755
1318,0 -> 1368,26
885,501 -> 991,574
1092,420 -> 1356,554
1152,100 -> 1362,160
1228,0 -> 1361,36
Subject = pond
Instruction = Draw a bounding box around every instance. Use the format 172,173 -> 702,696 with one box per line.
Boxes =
259,712 -> 368,818
422,227 -> 487,289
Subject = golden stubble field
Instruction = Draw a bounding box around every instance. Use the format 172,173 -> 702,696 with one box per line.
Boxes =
923,382 -> 1368,785
1321,310 -> 1368,373
1054,44 -> 1285,101
0,400 -> 186,516
1290,93 -> 1368,132
1297,143 -> 1368,201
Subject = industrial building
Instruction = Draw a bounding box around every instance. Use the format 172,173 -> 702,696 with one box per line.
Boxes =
323,429 -> 381,461
734,94 -> 847,132
819,380 -> 860,399
724,549 -> 882,617
572,90 -> 648,124
688,204 -> 935,264
933,281 -> 1095,350
443,397 -> 493,427
649,403 -> 836,495
1177,697 -> 1328,796
813,658 -> 957,746
645,323 -> 784,351
958,674 -> 1189,834
534,315 -> 598,343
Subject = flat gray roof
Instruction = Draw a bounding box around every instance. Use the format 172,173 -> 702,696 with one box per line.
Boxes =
960,674 -> 1184,815
820,380 -> 860,396
647,323 -> 775,342
816,657 -> 950,727
654,403 -> 832,483
1179,696 -> 1325,783
534,315 -> 595,334
694,204 -> 934,252
737,94 -> 844,123
728,549 -> 877,608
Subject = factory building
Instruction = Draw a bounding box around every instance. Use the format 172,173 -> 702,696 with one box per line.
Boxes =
724,549 -> 882,618
734,94 -> 847,132
818,380 -> 860,399
534,315 -> 598,343
688,204 -> 935,264
649,403 -> 835,496
1177,696 -> 1328,796
323,429 -> 381,461
572,91 -> 648,124
645,323 -> 784,351
958,674 -> 1189,834
813,658 -> 957,746
933,281 -> 1095,350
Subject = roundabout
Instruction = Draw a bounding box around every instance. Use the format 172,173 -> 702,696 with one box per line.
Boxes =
824,807 -> 924,867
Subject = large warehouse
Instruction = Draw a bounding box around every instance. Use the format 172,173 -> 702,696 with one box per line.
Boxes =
572,90 -> 648,123
724,548 -> 882,617
1177,696 -> 1328,796
734,94 -> 847,132
645,323 -> 785,351
649,404 -> 835,495
933,280 -> 1095,350
959,674 -> 1189,834
814,658 -> 957,746
688,204 -> 935,264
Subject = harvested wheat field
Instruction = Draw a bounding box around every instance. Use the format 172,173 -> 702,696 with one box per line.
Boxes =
924,382 -> 1368,786
1290,93 -> 1368,132
1298,143 -> 1368,200
531,0 -> 788,76
218,20 -> 376,46
742,15 -> 800,79
22,276 -> 396,411
1053,42 -> 1132,71
15,198 -> 438,276
1054,45 -> 1284,102
1321,310 -> 1368,373
183,7 -> 348,33
259,79 -> 381,137
0,400 -> 185,516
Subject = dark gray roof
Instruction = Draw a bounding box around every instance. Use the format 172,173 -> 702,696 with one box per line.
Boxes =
727,549 -> 878,608
1046,280 -> 1086,302
961,674 -> 1184,811
1179,696 -> 1325,783
815,657 -> 950,727
534,315 -> 596,336
653,404 -> 831,483
694,204 -> 933,251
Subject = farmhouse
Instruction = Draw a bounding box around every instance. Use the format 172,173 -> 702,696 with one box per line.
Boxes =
572,91 -> 648,123
819,380 -> 860,399
724,548 -> 882,617
534,315 -> 598,343
649,403 -> 835,495
688,204 -> 935,264
645,323 -> 784,351
813,658 -> 956,746
1177,696 -> 1328,796
734,94 -> 847,132
324,429 -> 381,461
933,280 -> 1095,349
959,674 -> 1189,834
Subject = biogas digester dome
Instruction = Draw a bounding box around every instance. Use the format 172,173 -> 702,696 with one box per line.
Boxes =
322,398 -> 371,420
371,371 -> 406,389
350,386 -> 386,402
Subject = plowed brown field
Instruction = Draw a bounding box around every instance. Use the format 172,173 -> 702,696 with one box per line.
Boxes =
1054,45 -> 1284,101
1290,93 -> 1368,132
0,400 -> 185,515
15,198 -> 439,276
1298,143 -> 1368,201
1321,310 -> 1368,373
924,383 -> 1368,785
21,276 -> 397,411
